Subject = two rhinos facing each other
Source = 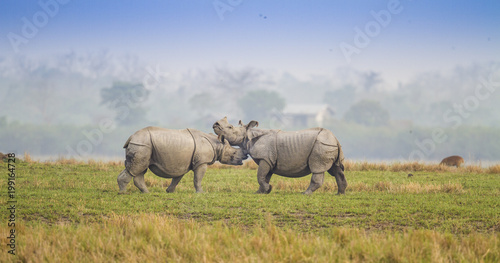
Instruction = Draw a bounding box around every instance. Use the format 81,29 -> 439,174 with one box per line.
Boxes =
117,121 -> 348,196
117,127 -> 247,194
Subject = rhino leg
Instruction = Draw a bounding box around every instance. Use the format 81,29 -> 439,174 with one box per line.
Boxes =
133,171 -> 149,193
265,173 -> 273,184
303,172 -> 325,195
329,165 -> 347,195
256,161 -> 273,194
117,169 -> 133,194
193,164 -> 207,193
124,143 -> 152,193
166,175 -> 184,193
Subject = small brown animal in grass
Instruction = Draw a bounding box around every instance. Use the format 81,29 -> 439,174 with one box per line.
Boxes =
439,155 -> 464,167
0,152 -> 8,161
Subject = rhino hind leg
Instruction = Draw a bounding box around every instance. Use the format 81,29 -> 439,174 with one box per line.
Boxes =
193,164 -> 207,193
265,173 -> 273,184
133,171 -> 149,193
329,165 -> 347,195
117,169 -> 133,194
264,173 -> 273,194
124,143 -> 152,193
303,172 -> 325,195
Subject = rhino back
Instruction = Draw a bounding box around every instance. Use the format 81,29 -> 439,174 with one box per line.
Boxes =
147,127 -> 194,177
273,128 -> 322,176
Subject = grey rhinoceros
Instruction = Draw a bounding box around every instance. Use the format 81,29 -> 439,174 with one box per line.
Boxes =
117,126 -> 247,194
213,117 -> 347,195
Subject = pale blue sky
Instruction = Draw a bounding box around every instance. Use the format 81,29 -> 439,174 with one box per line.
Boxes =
1,0 -> 499,84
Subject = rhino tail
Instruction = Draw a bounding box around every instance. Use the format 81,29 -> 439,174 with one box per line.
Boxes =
334,137 -> 345,171
123,136 -> 133,148
124,128 -> 155,149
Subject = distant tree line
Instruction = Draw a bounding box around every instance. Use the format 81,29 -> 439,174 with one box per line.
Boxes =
1,118 -> 500,161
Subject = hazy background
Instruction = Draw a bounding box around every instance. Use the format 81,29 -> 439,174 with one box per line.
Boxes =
1,0 -> 499,162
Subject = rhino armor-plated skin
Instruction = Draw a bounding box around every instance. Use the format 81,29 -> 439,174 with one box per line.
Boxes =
213,117 -> 347,195
117,126 -> 247,194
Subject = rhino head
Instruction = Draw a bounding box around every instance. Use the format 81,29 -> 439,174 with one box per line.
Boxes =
218,135 -> 248,165
213,117 -> 259,147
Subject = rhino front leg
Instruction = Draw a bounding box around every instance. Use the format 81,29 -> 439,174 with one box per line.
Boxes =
117,169 -> 133,194
133,171 -> 149,193
329,165 -> 347,195
166,175 -> 184,193
256,161 -> 273,194
193,164 -> 207,193
303,172 -> 324,195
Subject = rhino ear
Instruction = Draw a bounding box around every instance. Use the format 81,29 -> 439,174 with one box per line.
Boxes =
238,120 -> 243,126
246,120 -> 258,130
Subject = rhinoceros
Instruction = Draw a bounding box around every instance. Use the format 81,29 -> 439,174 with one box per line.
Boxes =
439,155 -> 464,167
117,126 -> 247,194
213,117 -> 347,195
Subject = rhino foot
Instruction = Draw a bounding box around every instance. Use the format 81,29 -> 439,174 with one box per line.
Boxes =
302,190 -> 313,195
337,183 -> 347,195
255,185 -> 273,194
118,190 -> 127,195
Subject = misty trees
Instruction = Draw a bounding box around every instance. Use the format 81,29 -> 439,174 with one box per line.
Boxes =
238,90 -> 286,121
344,100 -> 390,126
323,85 -> 356,116
100,82 -> 150,126
189,92 -> 217,115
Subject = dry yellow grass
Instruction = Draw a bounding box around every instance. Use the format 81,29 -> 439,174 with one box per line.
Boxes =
17,153 -> 500,174
211,159 -> 496,174
209,160 -> 259,170
487,164 -> 500,174
3,213 -> 497,263
344,160 -> 432,172
343,160 -> 499,174
19,153 -> 123,167
23,152 -> 34,163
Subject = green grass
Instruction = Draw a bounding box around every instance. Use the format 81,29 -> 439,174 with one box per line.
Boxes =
1,161 -> 499,262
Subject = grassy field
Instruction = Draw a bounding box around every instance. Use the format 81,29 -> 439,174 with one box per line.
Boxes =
1,157 -> 499,262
